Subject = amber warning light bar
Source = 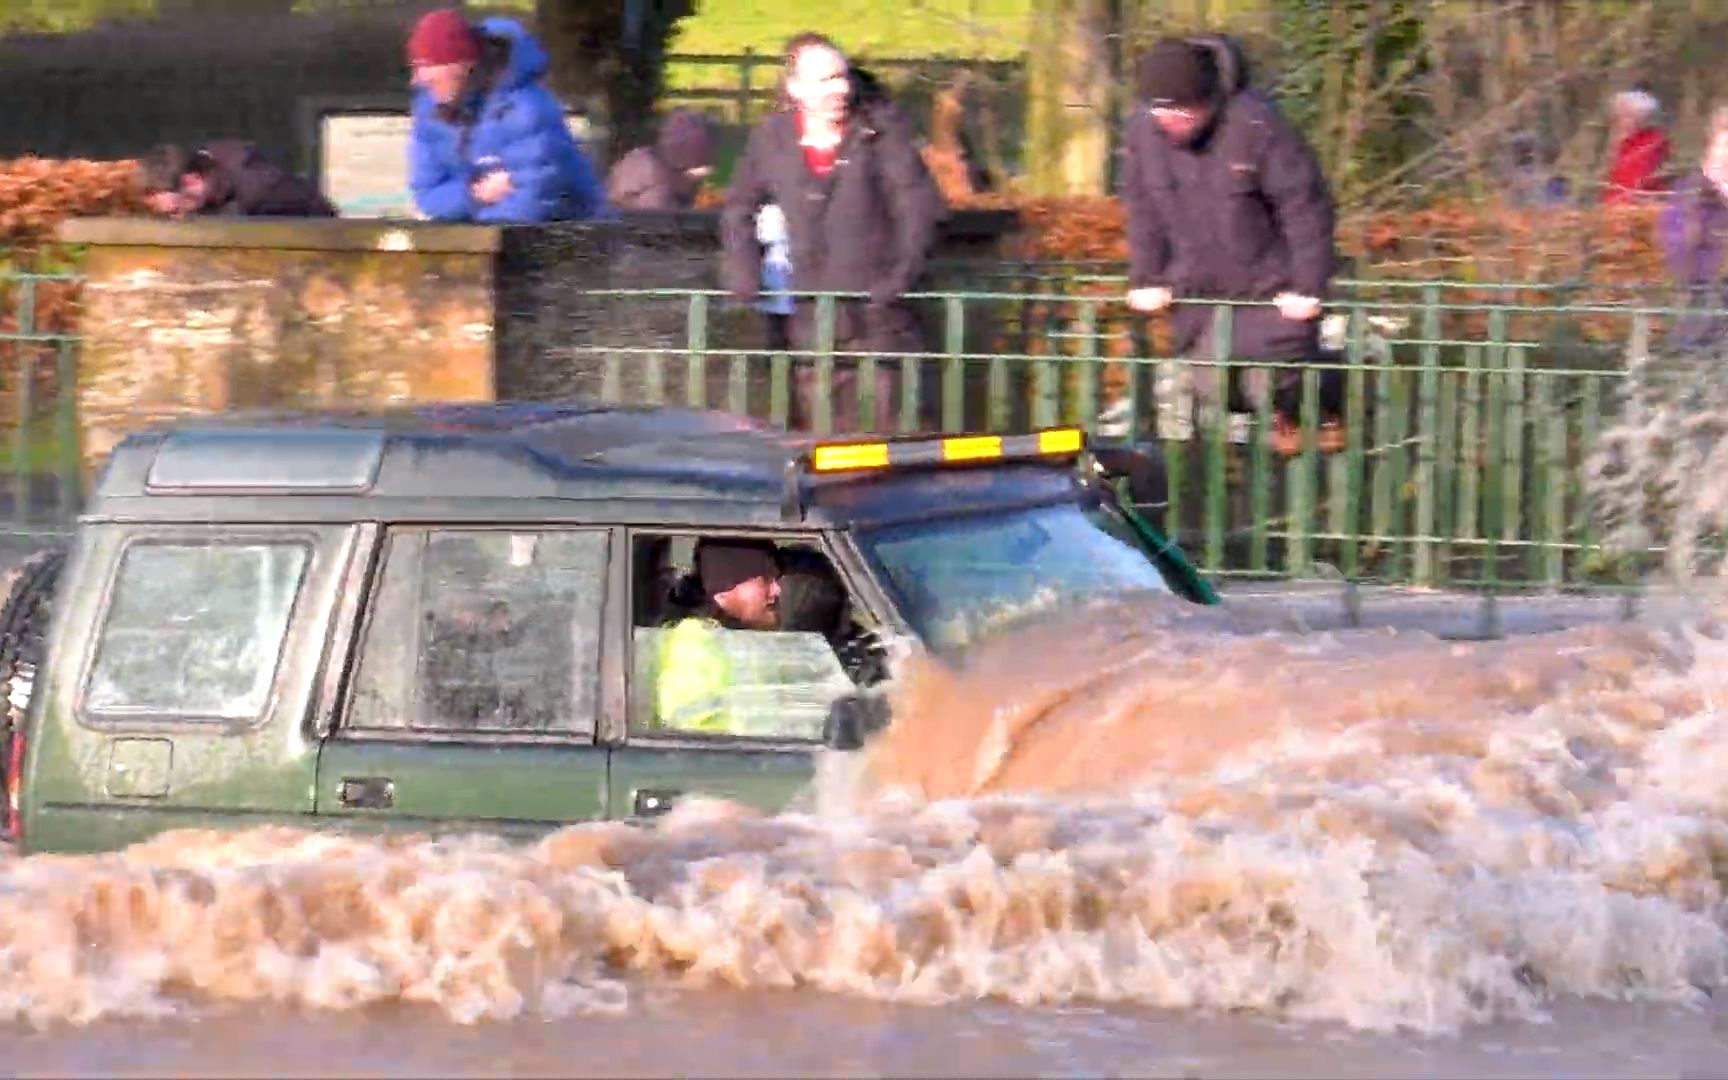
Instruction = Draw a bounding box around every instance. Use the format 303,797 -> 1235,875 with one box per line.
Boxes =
807,427 -> 1086,474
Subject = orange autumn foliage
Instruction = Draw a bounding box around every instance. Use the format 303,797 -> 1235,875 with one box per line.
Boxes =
0,157 -> 146,257
0,157 -> 147,338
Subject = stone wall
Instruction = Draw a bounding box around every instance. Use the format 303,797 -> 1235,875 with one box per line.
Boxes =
494,209 -> 1024,425
59,209 -> 1023,472
494,213 -> 757,407
61,218 -> 498,467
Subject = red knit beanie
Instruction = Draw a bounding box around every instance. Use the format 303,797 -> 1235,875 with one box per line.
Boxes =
408,9 -> 480,67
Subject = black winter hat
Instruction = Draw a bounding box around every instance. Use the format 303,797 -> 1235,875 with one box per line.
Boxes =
697,540 -> 780,597
657,109 -> 718,173
1137,38 -> 1219,107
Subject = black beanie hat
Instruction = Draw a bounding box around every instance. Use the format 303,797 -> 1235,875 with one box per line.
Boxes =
697,540 -> 780,597
1137,38 -> 1219,107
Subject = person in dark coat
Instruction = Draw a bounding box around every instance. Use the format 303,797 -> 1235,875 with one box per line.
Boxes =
1121,36 -> 1341,453
140,142 -> 336,218
1657,106 -> 1728,351
722,33 -> 944,434
607,109 -> 719,211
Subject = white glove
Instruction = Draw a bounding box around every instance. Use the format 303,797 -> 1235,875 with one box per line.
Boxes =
1127,286 -> 1173,313
1275,292 -> 1322,321
1705,136 -> 1728,194
755,203 -> 787,246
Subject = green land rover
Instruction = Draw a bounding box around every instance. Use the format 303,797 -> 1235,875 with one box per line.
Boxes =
0,402 -> 1215,855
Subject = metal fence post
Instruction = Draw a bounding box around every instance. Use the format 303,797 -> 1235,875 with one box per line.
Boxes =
685,292 -> 709,409
814,293 -> 836,436
12,275 -> 35,534
1414,285 -> 1441,585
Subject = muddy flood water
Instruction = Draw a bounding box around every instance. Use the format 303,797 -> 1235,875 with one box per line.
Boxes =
3,583 -> 1728,1076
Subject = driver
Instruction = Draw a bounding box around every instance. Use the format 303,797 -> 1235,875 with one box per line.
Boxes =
655,539 -> 782,732
778,548 -> 888,686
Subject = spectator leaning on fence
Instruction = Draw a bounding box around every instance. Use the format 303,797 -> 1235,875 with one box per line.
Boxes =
405,8 -> 605,223
606,108 -> 719,211
141,142 -> 336,219
1120,35 -> 1342,456
721,33 -> 944,435
1656,105 -> 1728,351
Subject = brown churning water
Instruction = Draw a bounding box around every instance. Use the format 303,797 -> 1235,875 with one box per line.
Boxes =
2,590 -> 1727,1036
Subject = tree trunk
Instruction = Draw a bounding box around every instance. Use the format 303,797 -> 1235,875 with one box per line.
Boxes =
534,0 -> 694,164
1024,0 -> 1117,196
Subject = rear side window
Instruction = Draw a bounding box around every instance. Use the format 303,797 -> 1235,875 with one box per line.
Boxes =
345,528 -> 607,736
86,542 -> 310,720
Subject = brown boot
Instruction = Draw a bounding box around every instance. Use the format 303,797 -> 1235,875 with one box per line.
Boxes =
1270,416 -> 1302,457
1271,417 -> 1347,456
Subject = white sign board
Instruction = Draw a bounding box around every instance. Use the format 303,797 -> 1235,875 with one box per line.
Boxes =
319,111 -> 599,219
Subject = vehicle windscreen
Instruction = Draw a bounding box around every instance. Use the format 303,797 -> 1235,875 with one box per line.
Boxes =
860,500 -> 1174,652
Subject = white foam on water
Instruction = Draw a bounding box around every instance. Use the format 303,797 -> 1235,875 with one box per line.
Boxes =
0,590 -> 1724,1035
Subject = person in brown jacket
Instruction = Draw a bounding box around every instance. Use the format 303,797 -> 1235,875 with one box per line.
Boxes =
722,34 -> 944,434
141,142 -> 337,219
606,109 -> 719,211
1121,36 -> 1341,454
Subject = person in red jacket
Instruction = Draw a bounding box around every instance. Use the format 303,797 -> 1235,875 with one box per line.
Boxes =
1603,87 -> 1671,205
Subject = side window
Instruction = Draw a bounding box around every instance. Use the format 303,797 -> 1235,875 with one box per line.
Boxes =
346,528 -> 607,736
86,541 -> 310,720
629,534 -> 876,741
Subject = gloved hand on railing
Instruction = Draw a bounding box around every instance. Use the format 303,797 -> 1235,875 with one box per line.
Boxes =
1126,286 -> 1173,313
1274,292 -> 1321,321
1128,287 -> 1321,322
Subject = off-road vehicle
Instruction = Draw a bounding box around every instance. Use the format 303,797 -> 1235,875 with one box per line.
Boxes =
0,402 -> 1214,854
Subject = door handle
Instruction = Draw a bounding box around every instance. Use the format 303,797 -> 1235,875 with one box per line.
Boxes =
633,788 -> 678,818
339,777 -> 395,810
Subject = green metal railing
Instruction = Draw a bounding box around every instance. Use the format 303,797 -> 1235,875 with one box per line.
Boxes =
563,283 -> 1683,591
1,271 -> 1701,591
0,272 -> 82,542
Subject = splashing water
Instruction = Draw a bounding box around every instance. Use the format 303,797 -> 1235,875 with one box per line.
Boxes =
2,591 -> 1728,1036
1588,342 -> 1728,583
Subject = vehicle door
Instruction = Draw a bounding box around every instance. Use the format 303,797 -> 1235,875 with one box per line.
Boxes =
23,523 -> 360,854
606,530 -> 875,820
314,525 -> 612,841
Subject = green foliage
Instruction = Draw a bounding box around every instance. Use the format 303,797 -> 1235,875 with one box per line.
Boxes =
0,0 -> 156,32
1266,1 -> 1331,138
671,0 -> 1029,58
1249,1 -> 1430,202
21,0 -> 1032,58
661,0 -> 1031,91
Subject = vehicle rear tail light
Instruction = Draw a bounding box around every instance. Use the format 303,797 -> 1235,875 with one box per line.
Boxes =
6,730 -> 23,842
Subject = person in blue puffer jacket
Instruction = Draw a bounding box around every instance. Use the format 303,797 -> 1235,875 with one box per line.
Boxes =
405,8 -> 606,223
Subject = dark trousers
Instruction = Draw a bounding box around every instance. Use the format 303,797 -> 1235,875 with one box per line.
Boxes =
784,300 -> 927,434
1173,304 -> 1343,422
763,311 -> 792,353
